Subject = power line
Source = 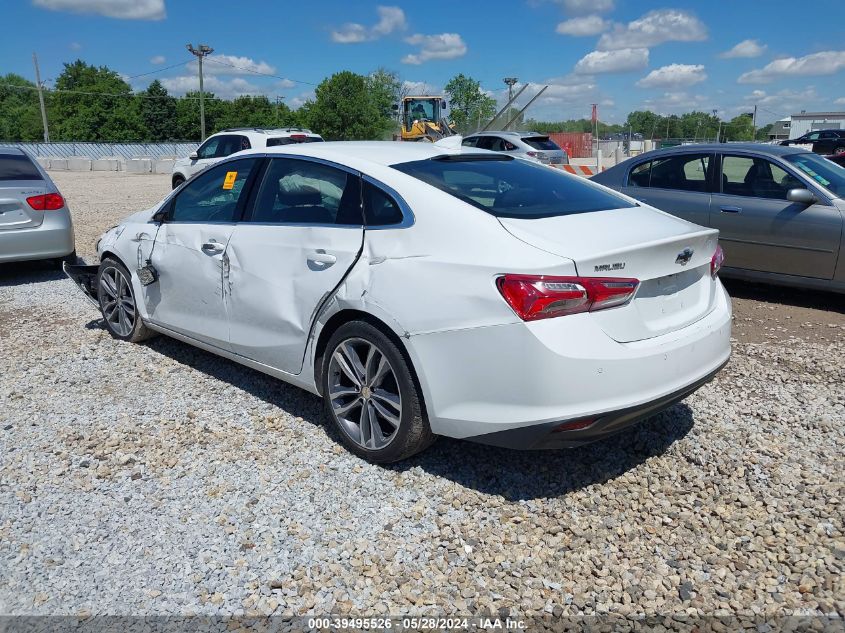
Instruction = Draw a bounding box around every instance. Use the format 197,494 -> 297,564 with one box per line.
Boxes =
0,82 -> 213,101
126,60 -> 192,80
203,57 -> 318,86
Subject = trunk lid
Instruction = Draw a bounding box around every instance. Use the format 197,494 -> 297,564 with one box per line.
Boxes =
0,180 -> 47,231
498,205 -> 720,342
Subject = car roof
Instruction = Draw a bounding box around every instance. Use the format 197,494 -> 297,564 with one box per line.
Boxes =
0,146 -> 26,156
465,131 -> 545,137
636,142 -> 807,159
253,140 -> 490,168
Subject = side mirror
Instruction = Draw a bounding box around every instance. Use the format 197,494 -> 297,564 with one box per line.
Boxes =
152,207 -> 168,223
391,104 -> 399,111
442,100 -> 448,109
189,151 -> 198,160
786,188 -> 816,205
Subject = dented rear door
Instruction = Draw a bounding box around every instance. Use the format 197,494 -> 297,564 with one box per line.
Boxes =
225,157 -> 365,375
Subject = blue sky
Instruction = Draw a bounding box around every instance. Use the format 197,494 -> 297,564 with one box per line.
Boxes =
3,0 -> 845,124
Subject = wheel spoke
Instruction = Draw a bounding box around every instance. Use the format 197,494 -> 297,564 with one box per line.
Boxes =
333,396 -> 363,416
372,388 -> 400,411
329,385 -> 360,399
99,274 -> 117,299
371,398 -> 400,428
334,345 -> 363,387
359,402 -> 372,447
368,354 -> 391,388
367,402 -> 384,447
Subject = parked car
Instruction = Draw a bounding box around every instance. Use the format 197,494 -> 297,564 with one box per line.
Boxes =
171,127 -> 323,189
461,131 -> 569,166
66,142 -> 730,462
0,147 -> 75,267
780,129 -> 845,156
592,143 -> 845,293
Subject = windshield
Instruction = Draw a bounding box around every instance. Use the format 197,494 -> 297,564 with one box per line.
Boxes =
392,156 -> 632,219
522,136 -> 561,151
404,98 -> 439,122
784,153 -> 845,196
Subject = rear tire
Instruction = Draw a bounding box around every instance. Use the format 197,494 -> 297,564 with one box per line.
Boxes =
172,174 -> 185,190
96,257 -> 154,343
321,321 -> 435,463
834,146 -> 845,155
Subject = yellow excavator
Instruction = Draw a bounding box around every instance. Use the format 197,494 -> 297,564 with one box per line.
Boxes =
395,96 -> 456,142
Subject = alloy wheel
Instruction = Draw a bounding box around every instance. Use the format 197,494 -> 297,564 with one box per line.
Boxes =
328,338 -> 402,450
99,266 -> 136,337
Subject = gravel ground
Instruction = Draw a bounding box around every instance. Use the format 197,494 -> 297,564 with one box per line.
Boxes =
1,171 -> 844,622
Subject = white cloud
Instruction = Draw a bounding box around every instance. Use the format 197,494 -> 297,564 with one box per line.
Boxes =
160,75 -> 268,99
742,87 -> 818,110
835,97 -> 845,105
574,48 -> 649,74
557,0 -> 614,14
195,54 -> 276,77
289,91 -> 315,109
331,6 -> 407,43
149,55 -> 166,65
69,41 -> 82,50
32,0 -> 165,20
720,39 -> 767,59
402,33 -> 467,65
276,79 -> 296,90
738,50 -> 845,83
640,91 -> 709,114
598,9 -> 707,50
636,64 -> 707,88
556,15 -> 608,36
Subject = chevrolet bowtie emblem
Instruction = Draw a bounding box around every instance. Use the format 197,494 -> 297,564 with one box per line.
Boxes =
675,248 -> 694,266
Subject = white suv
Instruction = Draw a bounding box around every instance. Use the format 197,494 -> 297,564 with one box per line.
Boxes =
171,127 -> 323,188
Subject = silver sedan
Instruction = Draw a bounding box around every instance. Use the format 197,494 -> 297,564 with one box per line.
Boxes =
0,148 -> 75,266
592,143 -> 845,294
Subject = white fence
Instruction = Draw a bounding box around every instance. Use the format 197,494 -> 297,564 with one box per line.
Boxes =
0,141 -> 198,160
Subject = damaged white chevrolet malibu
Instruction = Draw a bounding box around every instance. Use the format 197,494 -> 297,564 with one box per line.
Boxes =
65,142 -> 731,463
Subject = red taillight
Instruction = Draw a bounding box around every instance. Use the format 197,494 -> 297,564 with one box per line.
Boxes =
26,193 -> 64,211
290,134 -> 307,142
496,274 -> 639,321
711,245 -> 725,278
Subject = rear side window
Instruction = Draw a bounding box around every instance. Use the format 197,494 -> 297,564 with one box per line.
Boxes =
635,154 -> 710,193
363,181 -> 403,226
392,156 -> 631,219
521,136 -> 560,151
0,154 -> 42,180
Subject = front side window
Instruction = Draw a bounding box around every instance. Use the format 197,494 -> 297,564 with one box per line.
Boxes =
392,156 -> 631,219
721,155 -> 799,200
461,137 -> 479,147
648,154 -> 710,192
196,137 -> 220,159
805,132 -> 820,141
249,158 -> 362,225
785,152 -> 845,196
170,158 -> 257,222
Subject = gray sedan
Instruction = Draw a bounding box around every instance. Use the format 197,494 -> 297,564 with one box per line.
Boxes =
592,143 -> 845,293
0,148 -> 75,267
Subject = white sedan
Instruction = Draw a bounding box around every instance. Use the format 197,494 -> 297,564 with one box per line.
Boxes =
66,142 -> 731,463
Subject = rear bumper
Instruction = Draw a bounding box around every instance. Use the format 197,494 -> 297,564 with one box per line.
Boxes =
468,359 -> 726,449
408,282 -> 732,443
0,210 -> 74,263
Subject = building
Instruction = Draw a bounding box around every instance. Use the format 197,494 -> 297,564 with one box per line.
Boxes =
768,117 -> 791,140
788,111 -> 845,139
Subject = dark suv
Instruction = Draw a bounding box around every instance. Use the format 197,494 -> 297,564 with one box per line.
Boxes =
780,129 -> 845,156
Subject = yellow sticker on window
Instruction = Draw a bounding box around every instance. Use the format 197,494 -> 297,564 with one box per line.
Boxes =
222,171 -> 237,190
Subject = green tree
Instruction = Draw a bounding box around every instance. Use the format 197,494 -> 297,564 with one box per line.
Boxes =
299,71 -> 383,140
52,59 -> 146,141
625,110 -> 663,137
444,74 -> 496,134
139,80 -> 177,141
366,68 -> 401,139
755,123 -> 773,141
0,74 -> 44,141
175,92 -> 231,140
724,113 -> 755,141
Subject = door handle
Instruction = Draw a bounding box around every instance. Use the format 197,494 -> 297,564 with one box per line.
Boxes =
308,250 -> 337,265
720,206 -> 742,213
201,240 -> 225,254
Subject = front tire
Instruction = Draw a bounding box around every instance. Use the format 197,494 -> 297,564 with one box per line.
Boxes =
834,146 -> 845,155
172,174 -> 185,190
96,257 -> 154,343
322,321 -> 434,463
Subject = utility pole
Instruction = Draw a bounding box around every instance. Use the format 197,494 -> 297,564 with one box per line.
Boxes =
186,43 -> 214,141
32,52 -> 49,142
752,104 -> 758,140
503,77 -> 518,104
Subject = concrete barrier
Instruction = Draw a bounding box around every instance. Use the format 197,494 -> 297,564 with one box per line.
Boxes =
46,158 -> 68,170
91,159 -> 122,171
153,159 -> 175,174
67,157 -> 92,171
125,159 -> 152,174
35,157 -> 50,170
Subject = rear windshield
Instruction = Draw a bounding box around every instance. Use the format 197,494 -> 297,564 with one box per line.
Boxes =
0,153 -> 42,180
521,136 -> 560,151
266,136 -> 324,147
785,152 -> 845,196
392,156 -> 632,219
